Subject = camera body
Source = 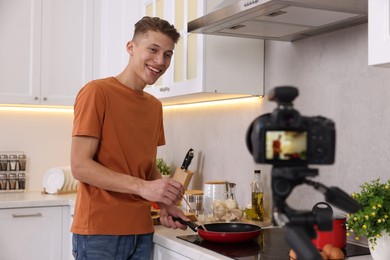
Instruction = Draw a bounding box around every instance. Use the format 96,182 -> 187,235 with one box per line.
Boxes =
247,86 -> 336,166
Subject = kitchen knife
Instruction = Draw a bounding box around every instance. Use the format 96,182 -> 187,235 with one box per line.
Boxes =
181,148 -> 194,171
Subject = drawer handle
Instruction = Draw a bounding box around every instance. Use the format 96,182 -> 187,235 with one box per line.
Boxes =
12,213 -> 42,218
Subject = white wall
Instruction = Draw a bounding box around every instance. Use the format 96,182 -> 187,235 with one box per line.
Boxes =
0,108 -> 73,191
159,98 -> 272,214
264,23 -> 390,211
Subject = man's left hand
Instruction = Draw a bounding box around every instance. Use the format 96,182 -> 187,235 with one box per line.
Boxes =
158,204 -> 190,230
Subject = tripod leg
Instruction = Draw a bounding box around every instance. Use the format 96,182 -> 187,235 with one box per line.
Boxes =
285,225 -> 322,260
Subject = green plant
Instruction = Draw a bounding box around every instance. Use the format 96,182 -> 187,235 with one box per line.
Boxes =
156,158 -> 171,176
346,178 -> 390,248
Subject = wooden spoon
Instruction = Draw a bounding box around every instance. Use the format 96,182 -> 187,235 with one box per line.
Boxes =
181,194 -> 208,231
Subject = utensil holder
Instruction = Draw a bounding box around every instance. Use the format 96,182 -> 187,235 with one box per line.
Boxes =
172,167 -> 193,190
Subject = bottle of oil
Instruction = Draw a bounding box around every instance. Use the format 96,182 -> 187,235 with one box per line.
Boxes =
251,170 -> 265,221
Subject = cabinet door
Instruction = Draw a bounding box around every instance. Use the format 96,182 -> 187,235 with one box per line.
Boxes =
62,205 -> 74,260
95,0 -> 141,79
141,0 -> 169,95
153,244 -> 192,260
0,0 -> 41,104
0,206 -> 63,260
141,0 -> 199,98
40,0 -> 94,106
368,0 -> 390,67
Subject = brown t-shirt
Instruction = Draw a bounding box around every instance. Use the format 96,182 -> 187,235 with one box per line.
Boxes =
71,77 -> 165,235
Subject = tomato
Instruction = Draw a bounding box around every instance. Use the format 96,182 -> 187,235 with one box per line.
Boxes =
151,202 -> 160,209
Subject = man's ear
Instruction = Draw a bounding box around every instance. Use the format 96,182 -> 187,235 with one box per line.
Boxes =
126,41 -> 134,55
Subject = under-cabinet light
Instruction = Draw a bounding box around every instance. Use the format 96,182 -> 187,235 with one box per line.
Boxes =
0,105 -> 73,113
163,96 -> 263,110
0,96 -> 263,112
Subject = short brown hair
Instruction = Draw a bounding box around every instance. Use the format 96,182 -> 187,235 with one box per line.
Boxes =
132,16 -> 180,44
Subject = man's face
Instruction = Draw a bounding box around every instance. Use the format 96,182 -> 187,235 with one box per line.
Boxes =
128,31 -> 175,86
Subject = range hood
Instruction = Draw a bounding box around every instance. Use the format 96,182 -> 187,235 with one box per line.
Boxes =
188,0 -> 368,41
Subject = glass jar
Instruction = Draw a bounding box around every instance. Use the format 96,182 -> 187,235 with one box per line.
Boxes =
0,154 -> 8,171
225,182 -> 239,208
0,173 -> 7,190
18,173 -> 26,190
8,173 -> 17,190
8,155 -> 18,171
18,154 -> 27,171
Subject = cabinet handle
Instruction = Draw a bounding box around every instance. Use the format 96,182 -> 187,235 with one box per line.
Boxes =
12,213 -> 42,218
34,97 -> 39,100
159,87 -> 170,92
43,97 -> 47,101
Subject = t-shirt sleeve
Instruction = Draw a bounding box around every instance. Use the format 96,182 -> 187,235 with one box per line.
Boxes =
72,83 -> 106,138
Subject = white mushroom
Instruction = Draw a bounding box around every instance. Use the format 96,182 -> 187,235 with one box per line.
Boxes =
212,199 -> 228,218
212,199 -> 242,221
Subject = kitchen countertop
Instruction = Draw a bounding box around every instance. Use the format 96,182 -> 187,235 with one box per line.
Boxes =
153,225 -> 374,260
0,191 -> 373,260
0,190 -> 77,209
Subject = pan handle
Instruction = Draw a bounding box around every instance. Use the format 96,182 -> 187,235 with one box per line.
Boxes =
172,217 -> 199,232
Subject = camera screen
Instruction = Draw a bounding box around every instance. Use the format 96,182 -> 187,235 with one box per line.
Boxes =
265,130 -> 307,162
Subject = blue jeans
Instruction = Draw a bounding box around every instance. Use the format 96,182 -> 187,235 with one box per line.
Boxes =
72,233 -> 153,260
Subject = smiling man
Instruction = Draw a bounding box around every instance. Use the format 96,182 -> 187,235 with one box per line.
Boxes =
70,16 -> 189,259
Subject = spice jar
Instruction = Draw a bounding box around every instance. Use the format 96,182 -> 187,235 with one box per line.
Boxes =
9,155 -> 18,171
18,154 -> 27,171
0,154 -> 8,171
8,173 -> 17,190
0,173 -> 7,190
18,173 -> 26,190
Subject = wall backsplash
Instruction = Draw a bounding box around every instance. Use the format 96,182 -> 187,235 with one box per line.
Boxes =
263,23 -> 390,212
0,24 -> 389,228
0,108 -> 73,191
159,98 -> 273,216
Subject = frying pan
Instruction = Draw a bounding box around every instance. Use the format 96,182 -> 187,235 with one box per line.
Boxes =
174,218 -> 261,243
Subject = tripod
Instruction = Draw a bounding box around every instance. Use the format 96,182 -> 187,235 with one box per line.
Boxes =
271,166 -> 359,260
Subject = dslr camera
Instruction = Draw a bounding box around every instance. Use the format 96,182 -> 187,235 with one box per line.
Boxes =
247,86 -> 336,166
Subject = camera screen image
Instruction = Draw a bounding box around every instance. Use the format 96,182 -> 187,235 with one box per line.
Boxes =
265,130 -> 307,162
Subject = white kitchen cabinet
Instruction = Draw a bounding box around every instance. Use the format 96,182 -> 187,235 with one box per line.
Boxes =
368,0 -> 390,67
40,0 -> 94,106
94,0 -> 141,78
0,0 -> 41,105
153,244 -> 192,260
141,0 -> 264,105
62,205 -> 74,260
0,206 -> 63,260
0,0 -> 95,106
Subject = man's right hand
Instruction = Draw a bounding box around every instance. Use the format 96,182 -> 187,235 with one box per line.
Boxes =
141,178 -> 184,205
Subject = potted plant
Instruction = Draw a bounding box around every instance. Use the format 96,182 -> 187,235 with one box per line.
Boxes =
156,158 -> 171,178
346,178 -> 390,259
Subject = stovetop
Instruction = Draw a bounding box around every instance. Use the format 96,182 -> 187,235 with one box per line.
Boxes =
177,228 -> 370,260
